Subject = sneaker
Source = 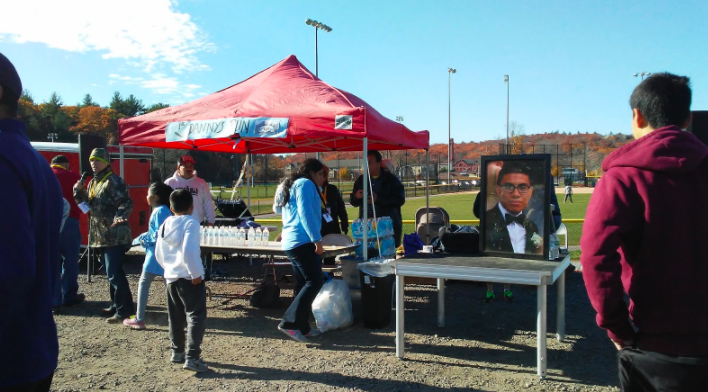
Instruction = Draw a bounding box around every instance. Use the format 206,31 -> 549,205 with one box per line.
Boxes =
106,314 -> 125,324
64,293 -> 86,307
305,329 -> 322,338
123,317 -> 146,330
101,307 -> 116,317
484,290 -> 495,303
52,306 -> 62,315
183,358 -> 208,373
278,326 -> 307,343
503,290 -> 514,303
171,351 -> 185,363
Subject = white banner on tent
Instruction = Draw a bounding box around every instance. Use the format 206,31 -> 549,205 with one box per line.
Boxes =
166,117 -> 289,142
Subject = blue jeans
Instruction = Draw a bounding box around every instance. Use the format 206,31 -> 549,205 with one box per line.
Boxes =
136,271 -> 162,322
103,245 -> 135,318
279,243 -> 324,335
53,218 -> 81,306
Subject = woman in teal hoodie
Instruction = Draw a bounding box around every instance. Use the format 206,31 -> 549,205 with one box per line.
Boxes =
124,182 -> 173,330
275,159 -> 326,342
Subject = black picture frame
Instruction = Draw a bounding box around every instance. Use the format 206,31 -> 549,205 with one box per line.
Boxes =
479,154 -> 551,260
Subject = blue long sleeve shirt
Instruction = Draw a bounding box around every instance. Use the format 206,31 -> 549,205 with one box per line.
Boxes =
0,119 -> 62,388
138,205 -> 172,275
281,178 -> 322,250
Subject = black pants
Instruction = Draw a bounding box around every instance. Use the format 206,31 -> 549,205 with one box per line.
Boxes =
619,347 -> 708,392
167,279 -> 207,361
0,372 -> 53,392
279,243 -> 324,335
564,194 -> 573,203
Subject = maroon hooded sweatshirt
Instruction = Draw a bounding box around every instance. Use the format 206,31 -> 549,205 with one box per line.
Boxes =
581,125 -> 708,357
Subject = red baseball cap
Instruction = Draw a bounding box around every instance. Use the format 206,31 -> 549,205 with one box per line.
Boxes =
179,155 -> 196,166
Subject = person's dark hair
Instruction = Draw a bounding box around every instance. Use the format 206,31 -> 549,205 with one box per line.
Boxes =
51,155 -> 70,165
0,83 -> 19,117
496,161 -> 532,185
280,158 -> 324,204
367,150 -> 382,163
169,188 -> 193,213
149,182 -> 174,207
629,72 -> 692,129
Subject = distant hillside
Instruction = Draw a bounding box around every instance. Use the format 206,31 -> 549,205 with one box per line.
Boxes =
284,132 -> 635,175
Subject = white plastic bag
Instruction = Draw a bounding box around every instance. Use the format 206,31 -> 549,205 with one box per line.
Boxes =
312,279 -> 353,332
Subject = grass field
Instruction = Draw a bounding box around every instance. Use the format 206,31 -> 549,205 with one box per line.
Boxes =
344,192 -> 592,222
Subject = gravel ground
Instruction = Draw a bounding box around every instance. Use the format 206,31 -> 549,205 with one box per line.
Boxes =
50,254 -> 619,392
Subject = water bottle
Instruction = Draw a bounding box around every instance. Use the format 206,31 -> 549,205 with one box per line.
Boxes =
200,227 -> 206,246
352,219 -> 362,239
207,227 -> 215,245
247,227 -> 256,247
238,227 -> 246,246
262,227 -> 270,246
228,227 -> 236,246
255,227 -> 263,247
549,233 -> 558,260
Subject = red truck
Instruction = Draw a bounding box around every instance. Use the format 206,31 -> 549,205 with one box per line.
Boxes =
32,142 -> 154,247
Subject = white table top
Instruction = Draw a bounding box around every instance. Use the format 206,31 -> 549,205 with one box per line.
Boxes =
200,242 -> 357,259
395,253 -> 570,286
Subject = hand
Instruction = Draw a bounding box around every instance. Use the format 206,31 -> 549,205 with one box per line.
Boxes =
372,192 -> 378,203
314,241 -> 324,255
341,227 -> 349,235
355,190 -> 363,200
74,180 -> 85,191
206,222 -> 215,227
111,218 -> 128,227
192,276 -> 203,285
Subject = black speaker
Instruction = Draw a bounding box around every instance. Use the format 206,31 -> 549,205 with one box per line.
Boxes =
687,111 -> 708,146
78,134 -> 107,174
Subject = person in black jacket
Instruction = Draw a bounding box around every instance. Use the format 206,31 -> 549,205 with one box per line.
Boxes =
350,150 -> 405,247
319,165 -> 349,265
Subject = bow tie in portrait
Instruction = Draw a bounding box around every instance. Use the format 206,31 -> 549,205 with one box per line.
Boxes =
505,214 -> 525,226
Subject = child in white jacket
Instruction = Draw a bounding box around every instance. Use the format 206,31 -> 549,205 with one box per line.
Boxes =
155,189 -> 208,373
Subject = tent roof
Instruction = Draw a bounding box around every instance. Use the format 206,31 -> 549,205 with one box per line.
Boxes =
118,55 -> 429,154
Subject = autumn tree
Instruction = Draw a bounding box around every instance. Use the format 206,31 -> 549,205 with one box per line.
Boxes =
339,167 -> 349,180
70,106 -> 119,143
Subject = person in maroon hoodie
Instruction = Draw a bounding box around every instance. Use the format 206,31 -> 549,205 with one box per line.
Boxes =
50,155 -> 86,311
581,73 -> 708,391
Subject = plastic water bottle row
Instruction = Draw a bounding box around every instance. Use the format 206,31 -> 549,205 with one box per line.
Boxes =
351,217 -> 394,239
199,226 -> 269,247
354,236 -> 396,258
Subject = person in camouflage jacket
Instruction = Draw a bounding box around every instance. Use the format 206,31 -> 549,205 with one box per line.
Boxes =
73,148 -> 135,322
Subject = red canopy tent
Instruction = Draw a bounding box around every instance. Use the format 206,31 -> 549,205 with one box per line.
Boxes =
118,55 -> 432,258
118,55 -> 428,153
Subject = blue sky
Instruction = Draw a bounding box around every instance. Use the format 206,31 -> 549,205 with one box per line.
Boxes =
2,0 -> 706,144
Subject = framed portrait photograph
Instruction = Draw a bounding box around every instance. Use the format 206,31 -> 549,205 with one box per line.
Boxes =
479,154 -> 552,260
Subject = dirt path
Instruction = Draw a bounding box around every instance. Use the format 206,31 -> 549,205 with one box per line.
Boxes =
51,256 -> 618,391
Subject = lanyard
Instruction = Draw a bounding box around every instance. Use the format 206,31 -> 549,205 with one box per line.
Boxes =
89,171 -> 114,199
319,187 -> 328,209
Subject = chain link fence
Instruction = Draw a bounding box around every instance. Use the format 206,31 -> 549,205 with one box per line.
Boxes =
253,218 -> 585,257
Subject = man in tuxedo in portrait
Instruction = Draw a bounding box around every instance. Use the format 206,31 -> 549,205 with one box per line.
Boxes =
485,161 -> 543,255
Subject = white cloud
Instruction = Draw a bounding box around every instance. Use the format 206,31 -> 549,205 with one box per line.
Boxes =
0,0 -> 214,74
109,73 -> 204,99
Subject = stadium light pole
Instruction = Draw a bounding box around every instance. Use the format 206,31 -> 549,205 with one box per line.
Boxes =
396,116 -> 405,181
447,68 -> 456,184
633,72 -> 651,81
306,19 -> 332,161
504,75 -> 510,154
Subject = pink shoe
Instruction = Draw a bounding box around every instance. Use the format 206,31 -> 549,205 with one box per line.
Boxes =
123,317 -> 146,330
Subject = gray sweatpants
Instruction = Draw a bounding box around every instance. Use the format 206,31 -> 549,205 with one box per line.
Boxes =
166,279 -> 207,360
